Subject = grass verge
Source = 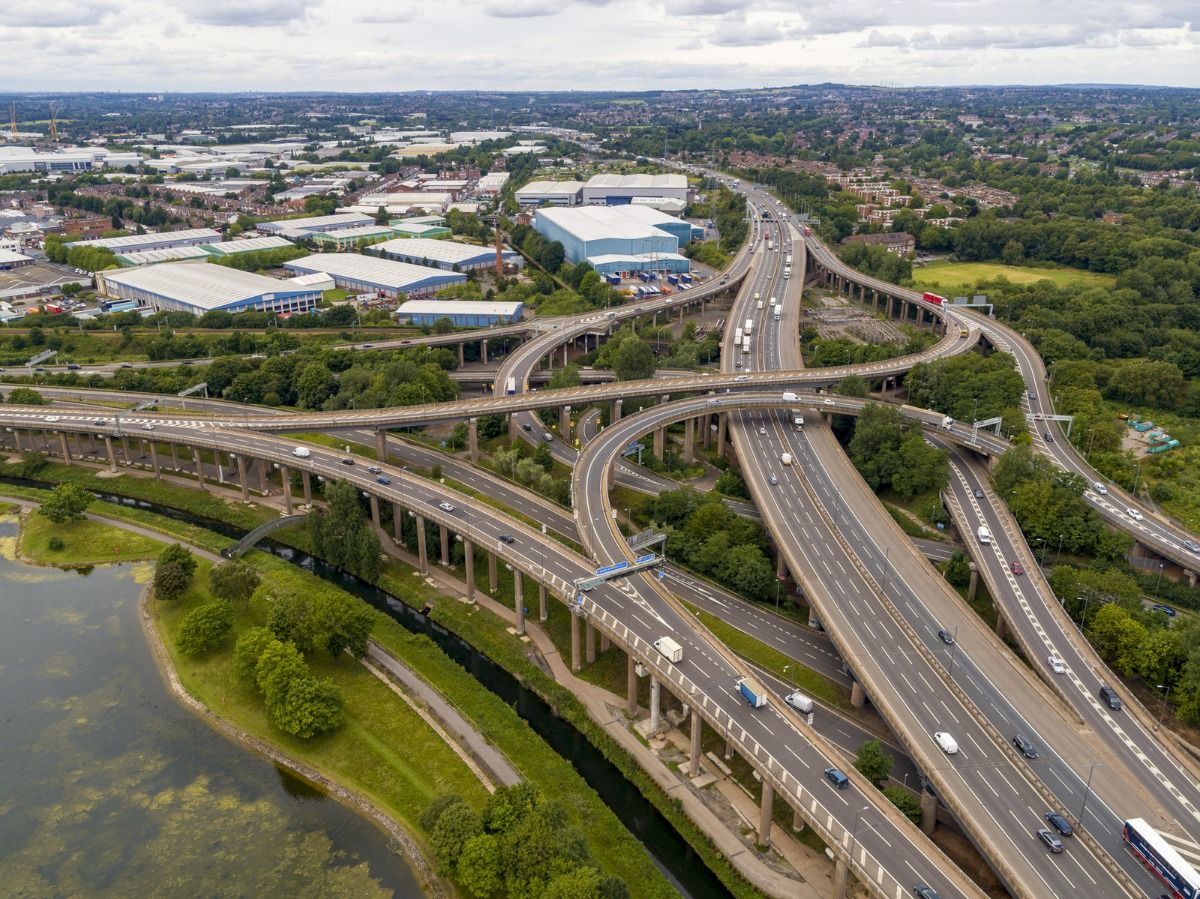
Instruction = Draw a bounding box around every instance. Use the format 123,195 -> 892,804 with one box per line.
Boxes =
19,512 -> 163,566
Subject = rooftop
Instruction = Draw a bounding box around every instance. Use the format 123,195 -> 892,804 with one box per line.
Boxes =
202,235 -> 295,254
102,263 -> 311,310
370,238 -> 513,264
258,212 -> 373,233
397,300 -> 523,316
117,246 -> 211,265
67,227 -> 222,250
517,180 -> 585,196
584,173 -> 687,190
535,205 -> 686,243
284,253 -> 459,288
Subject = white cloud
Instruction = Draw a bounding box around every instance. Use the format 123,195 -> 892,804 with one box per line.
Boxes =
181,0 -> 322,27
0,0 -> 120,27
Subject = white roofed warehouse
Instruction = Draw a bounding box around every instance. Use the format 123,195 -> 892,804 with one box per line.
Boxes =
396,300 -> 523,328
368,238 -> 522,272
96,264 -> 321,316
533,205 -> 699,271
283,253 -> 465,298
515,180 -> 584,207
66,228 -> 222,253
582,173 -> 689,206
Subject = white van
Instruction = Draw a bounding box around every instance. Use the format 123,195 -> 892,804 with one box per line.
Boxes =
784,692 -> 813,714
653,636 -> 683,663
756,299 -> 764,310
780,452 -> 793,466
781,391 -> 799,402
292,446 -> 312,458
977,525 -> 992,545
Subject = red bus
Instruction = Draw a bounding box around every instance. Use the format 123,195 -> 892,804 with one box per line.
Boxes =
922,292 -> 946,306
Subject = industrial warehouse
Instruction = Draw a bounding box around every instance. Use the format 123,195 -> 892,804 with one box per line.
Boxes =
395,300 -> 523,328
532,205 -> 699,273
282,253 -> 466,298
96,263 -> 322,315
66,227 -> 223,254
368,238 -> 521,272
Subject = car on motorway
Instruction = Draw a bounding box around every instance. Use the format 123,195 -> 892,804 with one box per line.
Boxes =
1125,507 -> 1144,521
758,425 -> 767,435
735,359 -> 742,368
498,534 -> 515,545
768,472 -> 778,486
367,466 -> 382,474
1043,431 -> 1054,443
822,398 -> 835,406
973,488 -> 984,499
542,432 -> 553,442
141,423 -> 154,431
1048,655 -> 1067,674
913,887 -> 940,899
1028,392 -> 1037,401
93,418 -> 108,425
438,501 -> 455,513
933,732 -> 958,754
361,343 -> 373,348
521,423 -> 532,432
1183,540 -> 1200,555
375,476 -> 391,486
734,375 -> 749,382
66,362 -> 81,370
1151,604 -> 1177,618
937,628 -> 955,645
1012,734 -> 1039,759
1099,684 -> 1122,710
44,415 -> 60,422
1009,560 -> 1025,576
339,458 -> 355,466
1036,828 -> 1064,853
823,766 -> 849,789
292,446 -> 311,459
120,363 -> 133,368
1093,481 -> 1108,495
1045,812 -> 1073,836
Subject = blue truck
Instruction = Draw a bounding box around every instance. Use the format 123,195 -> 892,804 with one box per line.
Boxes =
736,676 -> 767,708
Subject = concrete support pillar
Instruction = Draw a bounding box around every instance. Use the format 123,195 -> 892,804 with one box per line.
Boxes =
375,430 -> 387,464
11,429 -> 23,453
416,515 -> 428,574
610,398 -> 622,423
236,455 -> 249,501
120,436 -> 130,465
627,653 -> 638,717
653,427 -> 664,461
488,551 -> 498,593
369,494 -> 381,529
850,679 -> 865,708
649,676 -> 661,732
439,524 -> 449,566
468,417 -> 479,464
57,432 -> 70,463
464,540 -> 475,602
570,612 -> 581,672
192,447 -> 206,488
967,562 -> 979,602
559,405 -> 571,441
831,857 -> 849,899
392,502 -> 404,542
683,417 -> 695,463
995,611 -> 1007,642
689,710 -> 703,777
702,414 -> 712,449
513,569 -> 525,636
280,464 -> 293,514
600,634 -> 610,652
585,622 -> 596,663
538,583 -> 547,622
776,552 -> 787,580
793,807 -> 805,832
480,339 -> 488,365
562,344 -> 568,367
920,788 -> 938,836
169,443 -> 178,471
758,781 -> 774,847
716,413 -> 727,457
457,343 -> 465,367
149,442 -> 161,479
724,738 -> 734,761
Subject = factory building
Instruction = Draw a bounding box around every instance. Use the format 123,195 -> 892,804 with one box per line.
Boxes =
97,264 -> 321,316
582,173 -> 689,206
0,146 -> 142,174
533,205 -> 698,270
389,220 -> 452,239
515,180 -> 584,207
256,212 -> 374,238
310,224 -> 398,250
66,227 -> 222,254
587,253 -> 690,275
369,238 -> 521,272
0,249 -> 34,270
116,246 -> 211,266
396,300 -> 523,328
283,254 -> 465,299
476,172 -> 510,195
356,192 -> 454,213
201,235 -> 296,256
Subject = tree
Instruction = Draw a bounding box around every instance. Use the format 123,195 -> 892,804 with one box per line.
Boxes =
176,599 -> 234,655
209,559 -> 261,603
430,801 -> 483,875
308,481 -> 382,580
610,336 -> 656,381
233,626 -> 276,681
153,561 -> 191,601
542,867 -> 605,899
268,673 -> 345,738
854,739 -> 893,786
883,786 -> 922,824
158,543 -> 198,578
266,585 -> 375,660
38,483 -> 92,524
421,794 -> 466,833
456,833 -> 504,897
942,551 -> 972,589
483,781 -> 541,834
7,387 -> 46,405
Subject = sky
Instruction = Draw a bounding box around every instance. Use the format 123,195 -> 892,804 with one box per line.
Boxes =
1,0 -> 1197,91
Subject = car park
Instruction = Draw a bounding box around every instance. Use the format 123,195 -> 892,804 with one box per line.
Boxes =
1036,828 -> 1064,853
1012,734 -> 1039,759
937,628 -> 955,645
1048,655 -> 1067,675
934,732 -> 958,754
438,501 -> 455,513
1126,507 -> 1144,521
1045,812 -> 1073,836
1010,560 -> 1024,576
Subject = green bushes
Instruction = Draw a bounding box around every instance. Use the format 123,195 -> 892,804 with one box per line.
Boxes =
177,599 -> 234,655
232,626 -> 345,739
153,543 -> 197,601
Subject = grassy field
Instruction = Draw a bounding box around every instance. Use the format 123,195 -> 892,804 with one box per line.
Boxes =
913,261 -> 1114,295
20,512 -> 164,566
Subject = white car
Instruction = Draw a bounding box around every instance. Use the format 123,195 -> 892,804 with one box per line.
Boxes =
758,426 -> 767,436
934,731 -> 959,755
823,398 -> 835,406
1048,655 -> 1067,675
44,415 -> 60,423
1093,482 -> 1108,495
141,423 -> 155,431
1125,507 -> 1144,522
438,501 -> 455,513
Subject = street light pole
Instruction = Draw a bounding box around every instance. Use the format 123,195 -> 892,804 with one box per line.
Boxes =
1056,533 -> 1064,563
1156,684 -> 1171,731
1079,763 -> 1098,826
947,624 -> 960,682
848,805 -> 869,869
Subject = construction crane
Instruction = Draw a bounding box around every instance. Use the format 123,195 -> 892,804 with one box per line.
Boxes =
49,103 -> 59,142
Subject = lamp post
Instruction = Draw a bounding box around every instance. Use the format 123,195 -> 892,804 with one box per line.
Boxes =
848,805 -> 869,869
1036,537 -> 1047,569
946,624 -> 961,682
1079,763 -> 1098,826
1056,533 -> 1064,563
1154,561 -> 1164,599
1156,684 -> 1171,731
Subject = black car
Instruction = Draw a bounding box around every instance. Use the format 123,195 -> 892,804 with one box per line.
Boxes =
1045,812 -> 1073,836
937,628 -> 955,645
1013,734 -> 1039,759
1036,828 -> 1064,853
973,488 -> 984,499
498,534 -> 515,545
339,458 -> 355,466
913,887 -> 940,899
1099,685 -> 1122,710
66,362 -> 81,370
1151,604 -> 1177,618
1044,431 -> 1054,443
521,423 -> 532,432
